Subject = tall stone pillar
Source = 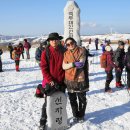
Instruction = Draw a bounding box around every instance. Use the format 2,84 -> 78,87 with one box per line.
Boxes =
64,0 -> 81,45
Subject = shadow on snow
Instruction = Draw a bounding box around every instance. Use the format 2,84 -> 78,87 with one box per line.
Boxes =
86,101 -> 130,124
0,80 -> 42,93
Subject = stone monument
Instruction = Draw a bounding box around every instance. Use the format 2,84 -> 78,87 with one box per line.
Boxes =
46,92 -> 68,130
64,0 -> 81,45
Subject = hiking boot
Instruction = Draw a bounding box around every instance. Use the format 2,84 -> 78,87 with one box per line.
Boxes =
105,89 -> 113,93
78,117 -> 85,123
120,84 -> 125,88
38,125 -> 46,130
116,82 -> 124,88
116,85 -> 124,88
127,87 -> 130,91
73,117 -> 78,123
70,117 -> 78,125
105,87 -> 112,93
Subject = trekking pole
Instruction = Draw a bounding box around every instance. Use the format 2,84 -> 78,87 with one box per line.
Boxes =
122,72 -> 130,98
125,69 -> 127,87
125,69 -> 130,97
93,52 -> 98,73
92,56 -> 94,72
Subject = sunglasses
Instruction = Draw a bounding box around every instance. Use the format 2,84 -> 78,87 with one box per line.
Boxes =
66,42 -> 74,47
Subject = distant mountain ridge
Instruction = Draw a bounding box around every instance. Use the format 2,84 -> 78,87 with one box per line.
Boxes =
0,34 -> 26,40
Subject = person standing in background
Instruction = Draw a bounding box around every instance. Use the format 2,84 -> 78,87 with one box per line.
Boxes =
103,46 -> 117,92
19,43 -> 24,59
35,40 -> 47,66
7,43 -> 14,59
23,39 -> 31,59
0,48 -> 3,72
95,38 -> 99,50
114,41 -> 125,88
124,46 -> 130,90
12,46 -> 22,72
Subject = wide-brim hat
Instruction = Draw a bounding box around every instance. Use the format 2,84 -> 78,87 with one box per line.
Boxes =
47,32 -> 63,41
105,45 -> 112,51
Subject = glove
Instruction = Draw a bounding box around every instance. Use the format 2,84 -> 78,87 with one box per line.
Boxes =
49,81 -> 55,87
74,62 -> 84,68
35,84 -> 44,98
116,67 -> 121,72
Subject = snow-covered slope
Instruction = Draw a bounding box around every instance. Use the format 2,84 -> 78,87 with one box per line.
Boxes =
0,37 -> 37,46
0,43 -> 130,130
1,33 -> 130,46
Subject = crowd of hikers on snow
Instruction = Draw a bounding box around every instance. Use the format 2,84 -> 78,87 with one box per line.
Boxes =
1,32 -> 130,130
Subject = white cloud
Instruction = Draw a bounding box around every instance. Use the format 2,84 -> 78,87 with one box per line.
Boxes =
81,22 -> 97,28
80,21 -> 111,35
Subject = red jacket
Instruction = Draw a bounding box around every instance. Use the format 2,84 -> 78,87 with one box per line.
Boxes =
104,51 -> 117,71
14,47 -> 22,60
40,45 -> 65,84
24,41 -> 30,50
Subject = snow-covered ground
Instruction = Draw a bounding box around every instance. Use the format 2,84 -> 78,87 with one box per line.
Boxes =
0,42 -> 130,130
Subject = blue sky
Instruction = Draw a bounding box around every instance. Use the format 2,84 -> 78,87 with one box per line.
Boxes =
0,0 -> 130,36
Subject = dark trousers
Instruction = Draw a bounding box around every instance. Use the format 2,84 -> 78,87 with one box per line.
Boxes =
40,98 -> 47,126
68,92 -> 87,118
0,60 -> 2,71
10,50 -> 13,59
26,49 -> 30,59
115,68 -> 123,83
15,60 -> 20,66
95,44 -> 98,50
105,70 -> 113,91
127,71 -> 130,88
20,53 -> 24,59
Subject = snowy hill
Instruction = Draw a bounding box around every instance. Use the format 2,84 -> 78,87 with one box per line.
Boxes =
1,33 -> 130,47
0,42 -> 130,130
0,36 -> 37,46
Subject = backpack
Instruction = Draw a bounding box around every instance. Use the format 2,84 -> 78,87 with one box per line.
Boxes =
112,50 -> 116,62
12,50 -> 16,60
35,47 -> 45,61
28,42 -> 31,49
100,53 -> 107,68
12,50 -> 19,60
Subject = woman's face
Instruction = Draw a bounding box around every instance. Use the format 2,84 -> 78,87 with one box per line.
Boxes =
49,39 -> 59,48
66,40 -> 76,50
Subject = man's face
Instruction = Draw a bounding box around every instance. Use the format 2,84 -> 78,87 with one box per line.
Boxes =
49,39 -> 59,48
119,45 -> 124,49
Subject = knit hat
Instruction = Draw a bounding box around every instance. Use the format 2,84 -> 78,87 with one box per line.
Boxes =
105,45 -> 112,51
